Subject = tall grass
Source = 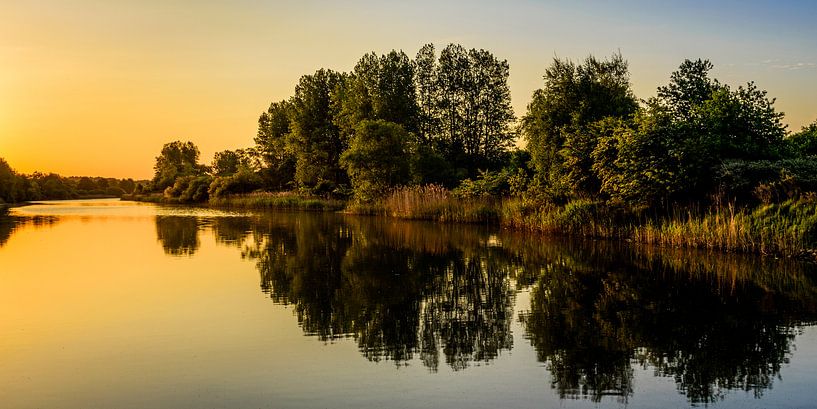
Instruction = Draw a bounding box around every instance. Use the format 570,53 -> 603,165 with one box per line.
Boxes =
375,185 -> 499,223
632,200 -> 817,257
125,185 -> 817,257
208,192 -> 344,211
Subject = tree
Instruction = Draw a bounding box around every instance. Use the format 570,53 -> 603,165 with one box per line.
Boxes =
255,100 -> 296,189
435,44 -> 516,175
591,110 -> 709,206
334,50 -> 420,142
655,59 -> 718,121
522,53 -> 638,198
340,120 -> 412,201
118,178 -> 136,194
0,158 -> 22,203
289,69 -> 346,194
787,119 -> 817,156
77,177 -> 95,191
414,44 -> 439,144
211,149 -> 257,176
152,141 -> 204,191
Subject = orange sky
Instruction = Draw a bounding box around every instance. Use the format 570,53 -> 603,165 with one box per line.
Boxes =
2,1 -> 816,179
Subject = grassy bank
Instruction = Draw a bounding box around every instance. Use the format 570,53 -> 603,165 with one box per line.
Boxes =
124,192 -> 344,211
123,187 -> 817,258
347,185 -> 500,223
352,186 -> 817,258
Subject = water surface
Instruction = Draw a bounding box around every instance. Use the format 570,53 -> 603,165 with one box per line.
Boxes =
2,199 -> 817,408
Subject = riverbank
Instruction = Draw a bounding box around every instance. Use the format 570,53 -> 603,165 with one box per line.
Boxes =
121,189 -> 817,259
123,192 -> 345,211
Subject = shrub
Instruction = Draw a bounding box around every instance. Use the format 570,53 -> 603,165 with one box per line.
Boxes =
208,168 -> 263,198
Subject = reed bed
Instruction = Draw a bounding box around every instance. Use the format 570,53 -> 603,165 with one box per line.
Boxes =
632,200 -> 817,257
125,186 -> 817,258
208,192 -> 345,211
377,185 -> 499,223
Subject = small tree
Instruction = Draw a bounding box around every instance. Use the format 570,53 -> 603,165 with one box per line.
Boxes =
340,120 -> 411,201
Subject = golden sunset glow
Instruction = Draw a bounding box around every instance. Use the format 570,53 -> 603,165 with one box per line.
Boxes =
2,1 -> 815,178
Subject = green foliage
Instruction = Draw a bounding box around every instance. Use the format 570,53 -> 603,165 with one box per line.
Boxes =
715,158 -> 817,203
152,141 -> 205,191
289,69 -> 346,192
453,170 -> 511,198
655,59 -> 719,120
432,44 -> 516,174
118,179 -> 136,194
334,50 -> 419,137
694,82 -> 787,160
208,168 -> 263,199
0,158 -> 22,203
408,144 -> 458,187
340,120 -> 412,202
786,119 -> 817,156
592,110 -> 710,206
522,53 -> 638,186
255,100 -> 296,189
163,175 -> 214,203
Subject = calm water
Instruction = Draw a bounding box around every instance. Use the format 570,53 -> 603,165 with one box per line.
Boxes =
2,199 -> 817,409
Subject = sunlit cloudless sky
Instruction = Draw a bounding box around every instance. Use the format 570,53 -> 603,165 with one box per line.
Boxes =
2,0 -> 816,178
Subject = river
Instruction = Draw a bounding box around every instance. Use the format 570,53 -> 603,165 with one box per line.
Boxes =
2,199 -> 816,408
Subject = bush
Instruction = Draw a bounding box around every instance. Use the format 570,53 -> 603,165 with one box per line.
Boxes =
208,168 -> 263,198
453,170 -> 510,198
715,158 -> 817,203
105,186 -> 126,197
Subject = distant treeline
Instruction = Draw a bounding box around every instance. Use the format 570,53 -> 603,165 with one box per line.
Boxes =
137,44 -> 817,211
0,158 -> 139,204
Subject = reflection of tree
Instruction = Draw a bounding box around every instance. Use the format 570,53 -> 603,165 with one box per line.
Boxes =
155,216 -> 200,256
419,255 -> 514,371
0,215 -> 59,248
519,251 -> 816,404
232,213 -> 516,371
0,216 -> 19,247
206,211 -> 817,404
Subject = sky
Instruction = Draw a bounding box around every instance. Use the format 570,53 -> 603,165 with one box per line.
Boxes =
1,0 -> 816,179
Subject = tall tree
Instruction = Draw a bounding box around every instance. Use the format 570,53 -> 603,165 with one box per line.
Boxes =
289,69 -> 345,193
435,44 -> 516,175
255,100 -> 296,190
334,50 -> 419,139
414,44 -> 439,144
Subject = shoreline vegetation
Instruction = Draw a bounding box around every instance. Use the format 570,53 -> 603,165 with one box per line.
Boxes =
5,44 -> 817,259
121,188 -> 817,259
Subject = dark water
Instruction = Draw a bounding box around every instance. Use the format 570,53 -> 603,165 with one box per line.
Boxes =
2,199 -> 817,408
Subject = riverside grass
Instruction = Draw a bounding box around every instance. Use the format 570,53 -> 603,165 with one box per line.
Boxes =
125,192 -> 344,211
124,187 -> 817,258
365,186 -> 817,258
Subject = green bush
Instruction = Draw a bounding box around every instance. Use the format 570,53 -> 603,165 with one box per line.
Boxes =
715,158 -> 817,203
208,169 -> 263,198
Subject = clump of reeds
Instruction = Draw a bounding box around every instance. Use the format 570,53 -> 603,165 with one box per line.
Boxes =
379,185 -> 498,223
631,199 -> 817,256
208,192 -> 345,211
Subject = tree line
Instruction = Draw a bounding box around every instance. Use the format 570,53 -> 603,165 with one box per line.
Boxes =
94,45 -> 817,208
0,157 -> 138,204
148,44 -> 519,203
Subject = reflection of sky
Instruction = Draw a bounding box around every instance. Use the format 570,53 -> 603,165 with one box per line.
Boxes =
2,1 -> 816,179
